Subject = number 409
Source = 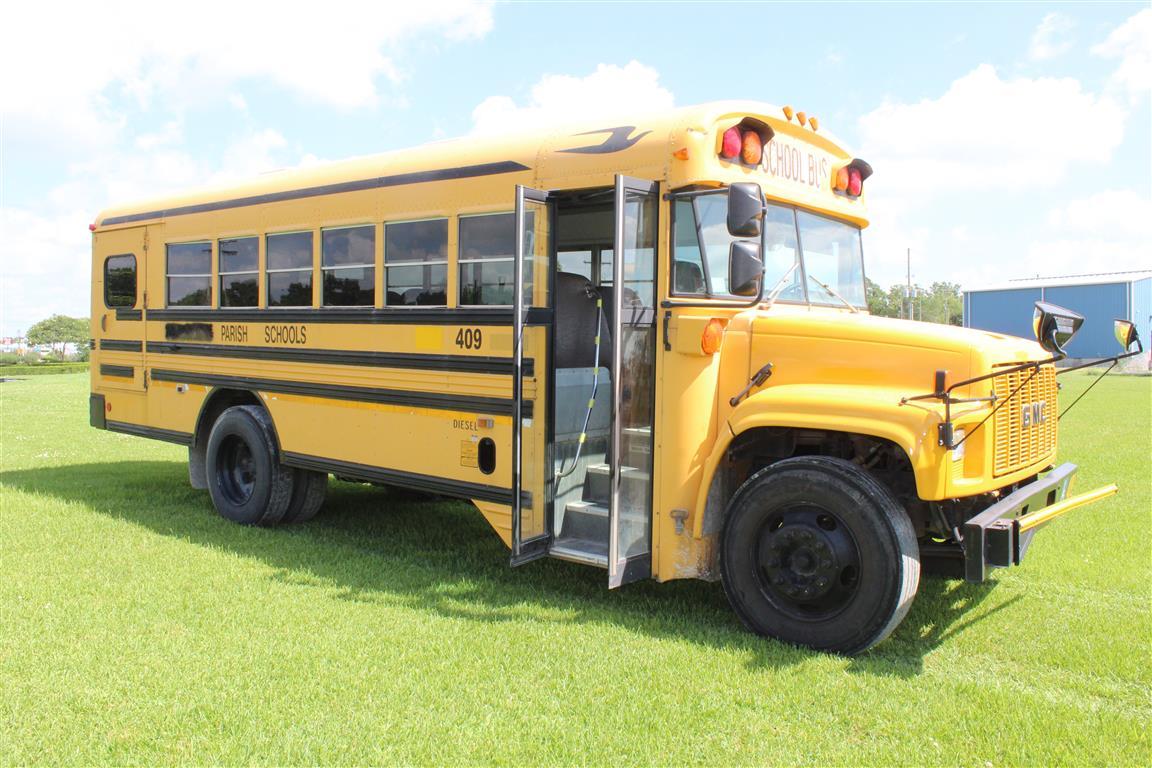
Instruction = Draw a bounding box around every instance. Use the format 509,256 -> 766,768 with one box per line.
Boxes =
455,328 -> 483,350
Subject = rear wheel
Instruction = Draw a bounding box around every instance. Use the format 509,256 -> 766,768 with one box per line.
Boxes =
205,405 -> 294,526
284,469 -> 328,523
720,456 -> 920,655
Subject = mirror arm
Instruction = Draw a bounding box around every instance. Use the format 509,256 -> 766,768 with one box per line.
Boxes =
1056,339 -> 1144,374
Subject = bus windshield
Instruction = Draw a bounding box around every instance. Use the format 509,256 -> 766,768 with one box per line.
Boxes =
671,190 -> 866,308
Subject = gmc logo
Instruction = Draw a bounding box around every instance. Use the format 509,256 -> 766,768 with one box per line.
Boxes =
1021,401 -> 1047,428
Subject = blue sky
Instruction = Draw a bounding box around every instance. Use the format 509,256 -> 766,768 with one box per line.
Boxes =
2,1 -> 1148,336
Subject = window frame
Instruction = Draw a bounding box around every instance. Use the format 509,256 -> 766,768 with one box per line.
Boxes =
165,240 -> 213,308
103,253 -> 138,309
383,216 -> 449,308
265,229 -> 315,309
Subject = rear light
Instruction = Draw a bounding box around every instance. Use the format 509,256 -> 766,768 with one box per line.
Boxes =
718,118 -> 774,168
832,159 -> 873,199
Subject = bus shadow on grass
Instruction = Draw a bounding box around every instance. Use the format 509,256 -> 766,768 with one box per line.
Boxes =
2,460 -> 1011,677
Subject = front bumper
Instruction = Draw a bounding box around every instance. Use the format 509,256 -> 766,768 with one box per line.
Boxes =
962,463 -> 1117,582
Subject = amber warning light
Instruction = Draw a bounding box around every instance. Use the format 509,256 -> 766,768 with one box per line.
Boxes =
832,159 -> 873,199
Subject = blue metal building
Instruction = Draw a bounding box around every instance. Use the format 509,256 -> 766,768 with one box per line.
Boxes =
964,271 -> 1152,359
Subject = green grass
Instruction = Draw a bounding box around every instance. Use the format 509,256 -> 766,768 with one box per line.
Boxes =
1,372 -> 1149,766
0,363 -> 89,376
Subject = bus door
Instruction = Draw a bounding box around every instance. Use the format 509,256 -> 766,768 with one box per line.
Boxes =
607,176 -> 658,587
94,225 -> 148,394
510,186 -> 554,565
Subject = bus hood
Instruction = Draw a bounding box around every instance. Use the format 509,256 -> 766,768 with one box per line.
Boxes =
742,307 -> 1046,395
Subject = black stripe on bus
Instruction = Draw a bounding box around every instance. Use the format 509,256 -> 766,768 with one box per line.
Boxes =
145,307 -> 553,326
148,342 -> 534,377
115,309 -> 143,321
282,451 -> 529,508
100,364 -> 135,379
100,339 -> 143,352
106,420 -> 193,446
100,161 -> 533,226
149,369 -> 532,418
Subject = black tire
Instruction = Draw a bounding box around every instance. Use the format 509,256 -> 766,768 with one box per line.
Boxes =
205,405 -> 294,526
283,469 -> 328,523
720,456 -> 920,655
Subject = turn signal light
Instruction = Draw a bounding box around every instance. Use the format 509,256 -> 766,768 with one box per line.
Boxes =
701,318 -> 725,355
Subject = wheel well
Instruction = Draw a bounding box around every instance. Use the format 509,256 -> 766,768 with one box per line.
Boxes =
194,388 -> 263,447
702,427 -> 927,539
188,388 -> 263,490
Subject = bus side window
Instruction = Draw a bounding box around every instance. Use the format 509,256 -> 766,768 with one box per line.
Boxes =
384,219 -> 448,306
104,254 -> 137,308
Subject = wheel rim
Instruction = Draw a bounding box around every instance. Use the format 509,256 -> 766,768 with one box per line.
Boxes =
754,504 -> 861,621
217,434 -> 256,505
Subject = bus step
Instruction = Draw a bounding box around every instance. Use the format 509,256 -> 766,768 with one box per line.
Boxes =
560,500 -> 609,542
622,426 -> 652,458
549,539 -> 608,567
585,463 -> 651,505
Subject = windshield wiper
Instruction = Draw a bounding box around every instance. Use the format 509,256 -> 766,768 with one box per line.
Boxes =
763,262 -> 801,307
806,274 -> 859,313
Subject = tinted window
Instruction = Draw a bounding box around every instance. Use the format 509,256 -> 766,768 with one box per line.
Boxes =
104,254 -> 136,308
385,220 -> 447,306
167,242 -> 211,306
322,226 -> 375,306
267,231 -> 313,307
459,214 -> 515,306
219,236 -> 258,308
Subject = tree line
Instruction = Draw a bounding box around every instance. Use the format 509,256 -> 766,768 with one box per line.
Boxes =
865,280 -> 963,326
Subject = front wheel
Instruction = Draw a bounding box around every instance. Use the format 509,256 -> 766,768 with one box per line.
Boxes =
720,456 -> 920,655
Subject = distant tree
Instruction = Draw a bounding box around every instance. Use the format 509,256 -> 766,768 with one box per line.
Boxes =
866,281 -> 963,325
25,315 -> 89,358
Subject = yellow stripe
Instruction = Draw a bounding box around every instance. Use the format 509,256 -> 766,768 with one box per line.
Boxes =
1017,484 -> 1118,533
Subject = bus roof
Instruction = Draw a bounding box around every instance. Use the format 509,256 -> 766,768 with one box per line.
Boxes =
95,101 -> 867,229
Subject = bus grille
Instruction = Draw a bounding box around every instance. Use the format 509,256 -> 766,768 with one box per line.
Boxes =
992,365 -> 1058,477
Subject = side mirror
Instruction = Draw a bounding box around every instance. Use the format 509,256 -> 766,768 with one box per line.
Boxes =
728,240 -> 763,297
727,182 -> 765,237
1033,301 -> 1084,358
1114,319 -> 1140,351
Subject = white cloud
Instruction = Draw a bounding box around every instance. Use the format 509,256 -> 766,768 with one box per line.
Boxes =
859,64 -> 1125,197
1046,189 -> 1152,238
471,61 -> 674,135
1,128 -> 316,335
1092,9 -> 1152,101
1029,12 -> 1075,61
0,1 -> 495,148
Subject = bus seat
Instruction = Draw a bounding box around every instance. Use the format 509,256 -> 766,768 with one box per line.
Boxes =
554,271 -> 612,369
674,260 -> 705,294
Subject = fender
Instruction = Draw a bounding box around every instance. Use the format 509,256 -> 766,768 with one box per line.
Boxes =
691,382 -> 947,538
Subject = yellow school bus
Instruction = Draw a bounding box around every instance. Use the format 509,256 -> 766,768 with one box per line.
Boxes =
89,101 -> 1139,654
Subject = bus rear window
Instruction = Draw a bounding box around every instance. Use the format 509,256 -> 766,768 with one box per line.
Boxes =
104,254 -> 137,308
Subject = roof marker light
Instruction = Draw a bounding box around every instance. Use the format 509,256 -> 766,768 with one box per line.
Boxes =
809,116 -> 819,131
796,111 -> 807,127
783,105 -> 794,121
673,147 -> 689,161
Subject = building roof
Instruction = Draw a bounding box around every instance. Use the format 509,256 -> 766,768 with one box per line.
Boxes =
965,270 -> 1152,293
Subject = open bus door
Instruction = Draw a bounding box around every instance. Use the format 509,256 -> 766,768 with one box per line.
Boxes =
510,185 -> 553,565
607,176 -> 658,587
